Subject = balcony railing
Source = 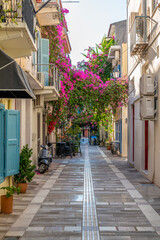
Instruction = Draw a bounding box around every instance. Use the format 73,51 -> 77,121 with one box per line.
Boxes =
0,0 -> 36,41
130,16 -> 157,56
37,64 -> 61,93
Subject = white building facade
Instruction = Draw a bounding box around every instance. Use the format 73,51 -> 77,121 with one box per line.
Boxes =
128,0 -> 160,186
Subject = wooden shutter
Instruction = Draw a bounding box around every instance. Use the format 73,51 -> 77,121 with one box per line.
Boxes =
38,38 -> 49,86
5,110 -> 20,177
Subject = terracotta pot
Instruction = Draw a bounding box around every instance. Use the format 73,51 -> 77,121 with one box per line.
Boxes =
17,183 -> 28,193
1,195 -> 13,214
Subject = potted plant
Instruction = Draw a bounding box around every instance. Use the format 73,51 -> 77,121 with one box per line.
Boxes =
14,145 -> 36,193
0,186 -> 20,214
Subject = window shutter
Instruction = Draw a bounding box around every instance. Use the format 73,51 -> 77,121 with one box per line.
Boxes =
0,105 -> 4,183
38,38 -> 49,86
5,110 -> 20,177
37,31 -> 41,73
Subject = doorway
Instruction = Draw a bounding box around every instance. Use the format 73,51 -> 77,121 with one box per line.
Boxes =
133,105 -> 135,162
37,113 -> 41,154
145,120 -> 148,170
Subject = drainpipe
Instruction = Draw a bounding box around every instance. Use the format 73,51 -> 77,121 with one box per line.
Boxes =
142,0 -> 147,44
142,0 -> 147,16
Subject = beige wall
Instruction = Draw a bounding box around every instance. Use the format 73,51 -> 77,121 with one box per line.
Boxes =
32,95 -> 46,166
16,99 -> 33,150
122,43 -> 128,76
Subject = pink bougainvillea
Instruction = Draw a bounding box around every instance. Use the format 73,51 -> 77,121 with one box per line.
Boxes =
42,9 -> 128,134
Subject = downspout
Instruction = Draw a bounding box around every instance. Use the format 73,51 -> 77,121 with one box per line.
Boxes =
143,0 -> 147,42
142,0 -> 147,16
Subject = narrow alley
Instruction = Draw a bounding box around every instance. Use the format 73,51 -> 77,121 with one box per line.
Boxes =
1,146 -> 160,240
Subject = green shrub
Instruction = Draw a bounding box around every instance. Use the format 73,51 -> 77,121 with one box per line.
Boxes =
0,186 -> 20,198
14,145 -> 36,183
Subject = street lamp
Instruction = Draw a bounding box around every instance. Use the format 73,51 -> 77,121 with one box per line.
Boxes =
112,66 -> 120,79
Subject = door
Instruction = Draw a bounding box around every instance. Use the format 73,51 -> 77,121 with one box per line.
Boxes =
5,110 -> 20,177
145,120 -> 148,170
0,105 -> 4,183
43,114 -> 45,145
119,120 -> 122,154
37,113 -> 41,154
133,105 -> 135,162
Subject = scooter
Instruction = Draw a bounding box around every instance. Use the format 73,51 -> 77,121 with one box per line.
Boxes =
38,143 -> 53,173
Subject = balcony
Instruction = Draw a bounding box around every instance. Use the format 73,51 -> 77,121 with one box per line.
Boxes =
0,0 -> 36,58
36,0 -> 61,26
108,45 -> 121,68
34,64 -> 61,101
130,16 -> 157,56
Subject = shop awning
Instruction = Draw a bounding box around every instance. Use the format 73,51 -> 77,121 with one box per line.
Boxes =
0,49 -> 36,99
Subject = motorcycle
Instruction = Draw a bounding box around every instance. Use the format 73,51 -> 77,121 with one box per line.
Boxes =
38,143 -> 53,173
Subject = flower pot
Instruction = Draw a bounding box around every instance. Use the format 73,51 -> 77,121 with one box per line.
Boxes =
1,195 -> 13,214
17,183 -> 28,193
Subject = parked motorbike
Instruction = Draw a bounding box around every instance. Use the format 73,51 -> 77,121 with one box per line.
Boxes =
38,143 -> 53,173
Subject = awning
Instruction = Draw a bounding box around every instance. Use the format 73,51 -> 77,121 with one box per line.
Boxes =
0,49 -> 36,99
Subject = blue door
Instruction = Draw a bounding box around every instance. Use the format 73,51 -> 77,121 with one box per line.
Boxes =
115,120 -> 122,154
0,104 -> 5,183
119,120 -> 122,154
5,110 -> 20,177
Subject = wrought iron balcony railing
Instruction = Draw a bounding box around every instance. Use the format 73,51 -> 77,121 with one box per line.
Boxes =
0,0 -> 36,41
130,16 -> 157,56
37,64 -> 61,93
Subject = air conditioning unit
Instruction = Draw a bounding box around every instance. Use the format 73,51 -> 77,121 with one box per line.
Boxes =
140,74 -> 154,96
140,96 -> 155,119
37,72 -> 44,86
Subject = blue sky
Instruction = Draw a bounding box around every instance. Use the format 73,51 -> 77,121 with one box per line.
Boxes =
63,0 -> 127,65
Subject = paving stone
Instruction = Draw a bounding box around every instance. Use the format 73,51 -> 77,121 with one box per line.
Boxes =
99,227 -> 117,231
118,227 -> 136,231
136,227 -> 154,231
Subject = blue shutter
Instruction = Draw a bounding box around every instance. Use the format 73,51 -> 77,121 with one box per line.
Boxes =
37,31 -> 41,73
118,64 -> 121,77
38,38 -> 49,86
0,104 -> 5,183
119,120 -> 122,154
5,110 -> 20,177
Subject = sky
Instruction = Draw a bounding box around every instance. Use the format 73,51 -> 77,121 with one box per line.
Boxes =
63,0 -> 127,66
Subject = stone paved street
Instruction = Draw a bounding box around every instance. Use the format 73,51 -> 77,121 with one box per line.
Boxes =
1,145 -> 160,240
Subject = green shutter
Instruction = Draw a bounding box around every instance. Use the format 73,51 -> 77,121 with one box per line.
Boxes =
0,104 -> 5,183
5,110 -> 20,177
38,37 -> 49,86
